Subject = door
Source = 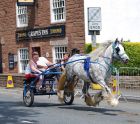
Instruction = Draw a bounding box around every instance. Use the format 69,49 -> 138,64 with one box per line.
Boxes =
32,47 -> 41,57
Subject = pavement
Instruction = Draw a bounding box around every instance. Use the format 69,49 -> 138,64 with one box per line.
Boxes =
119,88 -> 140,102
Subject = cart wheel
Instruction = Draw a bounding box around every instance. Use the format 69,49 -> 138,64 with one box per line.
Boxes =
63,90 -> 74,105
23,87 -> 34,107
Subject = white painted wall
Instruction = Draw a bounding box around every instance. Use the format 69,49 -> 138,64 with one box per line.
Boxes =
84,0 -> 140,43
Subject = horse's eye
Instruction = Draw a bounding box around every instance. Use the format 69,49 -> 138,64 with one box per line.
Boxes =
115,47 -> 120,54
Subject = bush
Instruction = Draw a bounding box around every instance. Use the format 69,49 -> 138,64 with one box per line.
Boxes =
113,42 -> 140,68
85,43 -> 92,54
113,42 -> 140,75
85,43 -> 99,54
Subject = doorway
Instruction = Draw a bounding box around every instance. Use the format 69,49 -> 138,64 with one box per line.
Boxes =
32,47 -> 41,57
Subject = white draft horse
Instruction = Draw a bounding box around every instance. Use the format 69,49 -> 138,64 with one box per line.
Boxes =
58,40 -> 129,106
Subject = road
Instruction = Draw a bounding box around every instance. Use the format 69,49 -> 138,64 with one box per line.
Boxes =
0,88 -> 140,124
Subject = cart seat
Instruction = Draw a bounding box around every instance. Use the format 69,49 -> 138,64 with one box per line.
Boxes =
24,74 -> 38,83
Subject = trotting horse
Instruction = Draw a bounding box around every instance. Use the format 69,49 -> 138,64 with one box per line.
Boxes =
57,40 -> 129,106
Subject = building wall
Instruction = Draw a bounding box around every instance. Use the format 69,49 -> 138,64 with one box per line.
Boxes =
0,0 -> 85,73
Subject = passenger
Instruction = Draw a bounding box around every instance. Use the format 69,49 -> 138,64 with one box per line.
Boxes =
61,52 -> 70,71
25,52 -> 42,89
71,48 -> 80,56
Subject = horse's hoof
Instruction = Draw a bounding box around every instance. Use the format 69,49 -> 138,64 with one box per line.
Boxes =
58,97 -> 64,103
85,96 -> 96,106
57,92 -> 64,103
107,98 -> 119,107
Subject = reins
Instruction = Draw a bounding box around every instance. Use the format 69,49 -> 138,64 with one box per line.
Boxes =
37,43 -> 118,83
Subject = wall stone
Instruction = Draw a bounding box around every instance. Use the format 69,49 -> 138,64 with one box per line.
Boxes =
0,74 -> 25,88
0,74 -> 140,89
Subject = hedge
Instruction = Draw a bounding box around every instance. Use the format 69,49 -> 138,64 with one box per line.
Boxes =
85,43 -> 98,54
85,43 -> 92,54
113,42 -> 140,68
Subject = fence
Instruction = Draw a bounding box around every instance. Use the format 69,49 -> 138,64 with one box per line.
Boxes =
117,67 -> 140,99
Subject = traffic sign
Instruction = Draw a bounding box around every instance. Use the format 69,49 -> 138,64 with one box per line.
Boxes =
88,7 -> 101,22
88,7 -> 102,31
89,22 -> 101,31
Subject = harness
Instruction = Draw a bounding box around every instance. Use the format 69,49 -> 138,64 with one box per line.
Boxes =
84,56 -> 115,83
84,57 -> 94,82
83,43 -> 121,83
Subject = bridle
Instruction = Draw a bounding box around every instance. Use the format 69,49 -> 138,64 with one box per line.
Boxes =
112,43 -> 127,61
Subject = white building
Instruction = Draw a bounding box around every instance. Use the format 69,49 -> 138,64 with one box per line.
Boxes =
84,0 -> 140,43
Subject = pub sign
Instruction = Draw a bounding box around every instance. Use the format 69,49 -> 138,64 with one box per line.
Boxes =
17,0 -> 34,6
16,25 -> 65,41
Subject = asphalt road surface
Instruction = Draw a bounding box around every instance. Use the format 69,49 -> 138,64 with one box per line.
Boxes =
0,88 -> 140,124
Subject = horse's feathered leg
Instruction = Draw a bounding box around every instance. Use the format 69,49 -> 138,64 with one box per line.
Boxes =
57,71 -> 66,90
93,91 -> 104,106
82,82 -> 97,106
57,71 -> 67,102
98,81 -> 117,105
82,81 -> 90,94
82,82 -> 102,106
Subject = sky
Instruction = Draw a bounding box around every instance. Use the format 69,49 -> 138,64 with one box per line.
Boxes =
84,0 -> 140,43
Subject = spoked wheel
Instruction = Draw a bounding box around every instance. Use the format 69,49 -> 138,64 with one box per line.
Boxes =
63,90 -> 74,105
23,86 -> 34,107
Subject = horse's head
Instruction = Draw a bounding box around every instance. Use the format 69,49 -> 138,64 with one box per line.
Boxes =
112,39 -> 129,63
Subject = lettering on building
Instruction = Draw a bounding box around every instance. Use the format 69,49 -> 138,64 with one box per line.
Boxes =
16,25 -> 65,41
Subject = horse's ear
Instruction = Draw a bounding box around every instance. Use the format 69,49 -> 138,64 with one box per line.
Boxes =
115,38 -> 119,44
121,38 -> 123,42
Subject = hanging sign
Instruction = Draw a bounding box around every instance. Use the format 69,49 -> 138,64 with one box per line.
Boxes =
17,0 -> 34,6
16,25 -> 65,41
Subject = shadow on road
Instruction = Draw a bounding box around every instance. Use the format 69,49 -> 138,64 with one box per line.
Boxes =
0,101 -> 39,124
59,105 -> 125,116
32,102 -> 67,107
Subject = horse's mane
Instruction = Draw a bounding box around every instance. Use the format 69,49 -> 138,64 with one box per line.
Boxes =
88,42 -> 112,61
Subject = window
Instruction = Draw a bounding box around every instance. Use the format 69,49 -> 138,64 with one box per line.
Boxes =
53,46 -> 67,63
50,0 -> 66,23
18,48 -> 29,73
16,4 -> 28,27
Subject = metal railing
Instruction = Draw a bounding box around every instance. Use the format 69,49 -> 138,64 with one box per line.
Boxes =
117,67 -> 140,100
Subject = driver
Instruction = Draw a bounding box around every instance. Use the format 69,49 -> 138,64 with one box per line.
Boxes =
36,56 -> 61,88
37,56 -> 53,71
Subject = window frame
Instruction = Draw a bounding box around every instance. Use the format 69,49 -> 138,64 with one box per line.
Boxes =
18,48 -> 29,73
50,0 -> 66,23
16,3 -> 28,28
52,46 -> 67,63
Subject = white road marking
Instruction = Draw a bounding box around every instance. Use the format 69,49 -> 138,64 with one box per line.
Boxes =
21,120 -> 33,123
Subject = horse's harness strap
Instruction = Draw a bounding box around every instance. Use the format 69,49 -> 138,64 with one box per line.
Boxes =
84,57 -> 94,83
87,69 -> 94,83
